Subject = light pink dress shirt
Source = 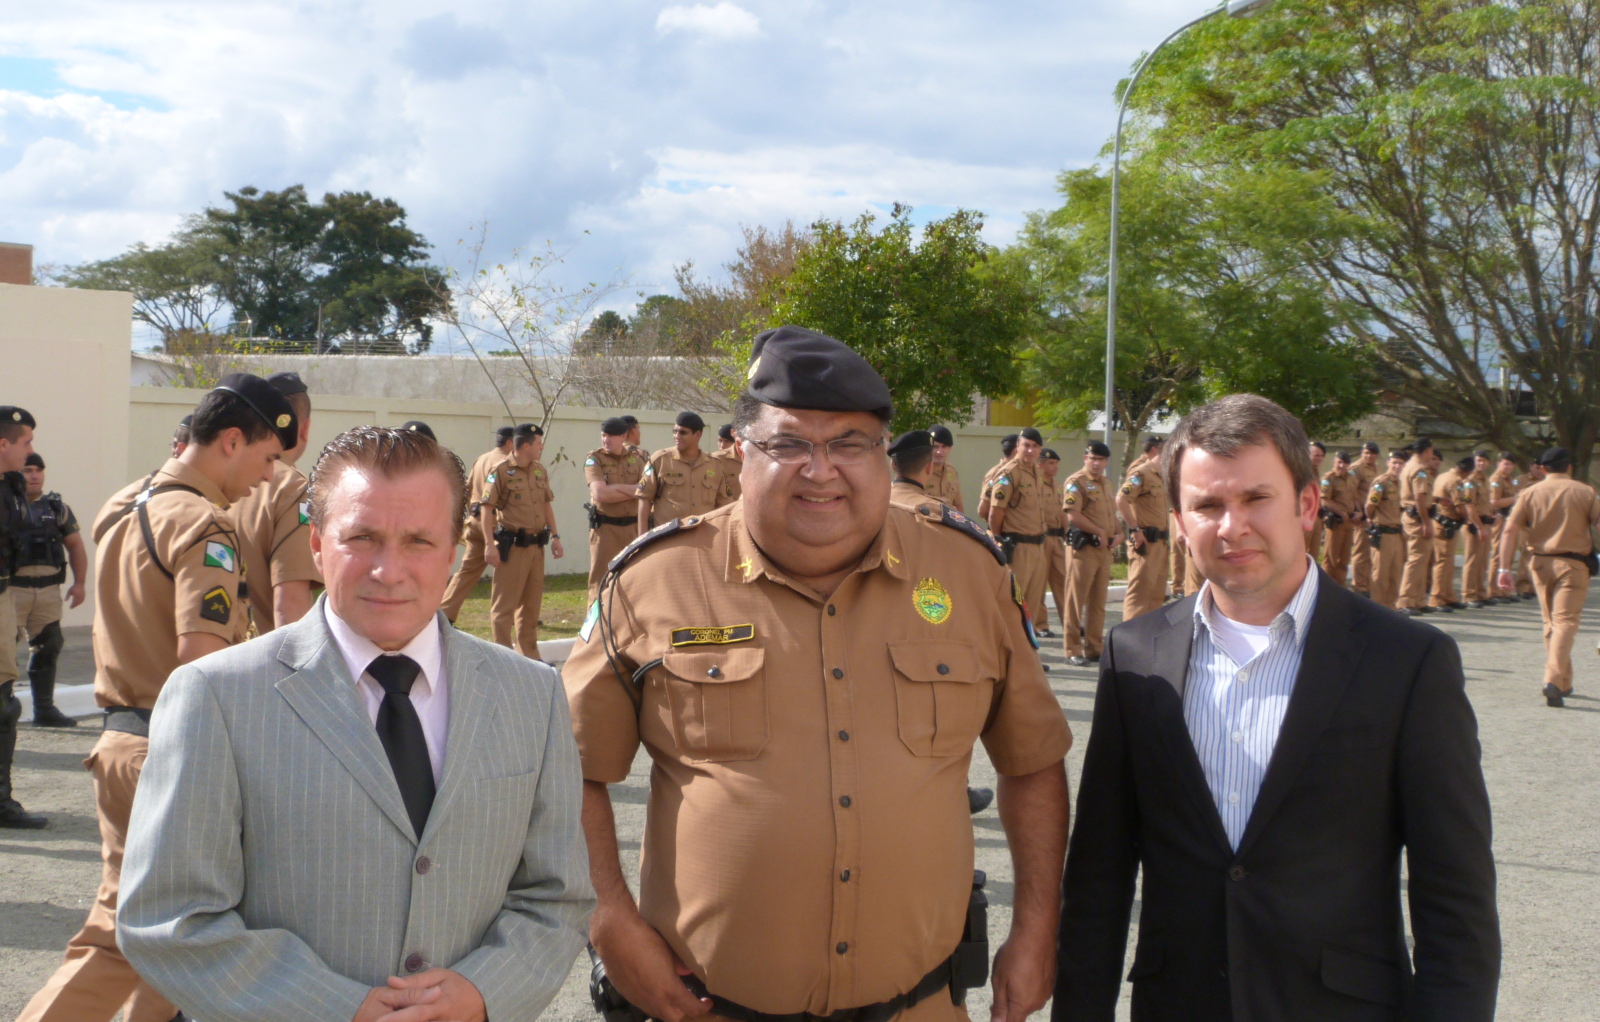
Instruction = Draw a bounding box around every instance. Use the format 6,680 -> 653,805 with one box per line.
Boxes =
324,603 -> 450,786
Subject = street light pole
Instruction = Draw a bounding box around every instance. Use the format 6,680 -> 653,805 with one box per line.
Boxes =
1103,0 -> 1274,450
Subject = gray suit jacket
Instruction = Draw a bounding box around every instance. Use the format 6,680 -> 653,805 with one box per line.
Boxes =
119,599 -> 595,1022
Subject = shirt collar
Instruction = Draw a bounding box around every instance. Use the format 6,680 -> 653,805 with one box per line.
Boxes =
323,601 -> 444,694
155,456 -> 231,509
1193,554 -> 1320,649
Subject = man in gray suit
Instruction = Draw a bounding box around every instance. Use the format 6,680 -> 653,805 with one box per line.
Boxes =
118,425 -> 594,1022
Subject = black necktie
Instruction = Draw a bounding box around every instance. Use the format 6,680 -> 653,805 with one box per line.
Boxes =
366,654 -> 435,838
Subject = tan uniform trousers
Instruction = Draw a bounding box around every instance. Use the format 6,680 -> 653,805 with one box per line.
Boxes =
587,522 -> 637,605
1531,555 -> 1590,693
1398,516 -> 1434,610
12,581 -> 64,638
1461,525 -> 1490,602
440,525 -> 488,623
1430,533 -> 1459,608
1305,518 -> 1325,561
18,731 -> 176,1022
1045,536 -> 1067,633
1170,528 -> 1187,597
1123,539 -> 1168,622
1321,522 -> 1355,587
0,589 -> 16,684
1369,532 -> 1405,608
1350,525 -> 1374,594
1064,544 -> 1113,658
490,542 -> 545,660
1488,519 -> 1514,597
1010,541 -> 1048,638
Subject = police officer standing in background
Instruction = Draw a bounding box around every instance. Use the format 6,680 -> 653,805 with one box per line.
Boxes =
13,453 -> 87,726
1430,455 -> 1472,611
987,427 -> 1050,633
481,423 -> 563,661
230,371 -> 320,632
1457,452 -> 1495,608
1500,447 -> 1600,707
927,425 -> 964,511
976,434 -> 1019,522
585,417 -> 647,603
565,325 -> 1071,1022
1398,438 -> 1442,615
1318,450 -> 1360,587
1364,449 -> 1409,607
637,411 -> 734,532
0,407 -> 47,828
1062,441 -> 1121,667
1115,435 -> 1168,621
622,414 -> 646,459
1040,448 -> 1067,639
888,429 -> 945,516
711,422 -> 743,501
169,414 -> 192,459
1488,451 -> 1526,602
1349,440 -> 1382,595
1305,441 -> 1327,560
17,375 -> 290,1022
441,424 -> 514,623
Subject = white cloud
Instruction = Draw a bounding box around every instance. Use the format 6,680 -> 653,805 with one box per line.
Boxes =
655,3 -> 763,41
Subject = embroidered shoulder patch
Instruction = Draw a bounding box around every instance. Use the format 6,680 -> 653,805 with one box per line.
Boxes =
200,585 -> 232,624
937,505 -> 1006,565
606,516 -> 702,574
203,541 -> 236,572
913,578 -> 953,625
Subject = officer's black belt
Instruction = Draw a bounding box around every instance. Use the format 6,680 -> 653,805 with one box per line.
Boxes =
591,513 -> 635,528
1371,525 -> 1402,535
1138,526 -> 1170,543
9,572 -> 64,588
1001,532 -> 1046,545
1046,527 -> 1066,538
681,955 -> 955,1022
498,527 -> 551,548
104,706 -> 152,738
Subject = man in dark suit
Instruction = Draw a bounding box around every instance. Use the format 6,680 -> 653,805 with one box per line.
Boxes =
1056,394 -> 1499,1022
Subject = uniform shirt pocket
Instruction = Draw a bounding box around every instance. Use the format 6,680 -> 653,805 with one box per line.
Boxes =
659,646 -> 769,762
888,639 -> 990,757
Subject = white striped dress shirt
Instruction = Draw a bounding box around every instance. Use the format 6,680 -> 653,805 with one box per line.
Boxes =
1183,559 -> 1320,849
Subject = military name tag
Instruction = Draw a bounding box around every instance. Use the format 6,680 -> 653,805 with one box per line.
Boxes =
671,624 -> 755,646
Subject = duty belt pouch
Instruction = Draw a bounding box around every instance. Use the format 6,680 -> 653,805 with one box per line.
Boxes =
584,502 -> 602,530
997,534 -> 1017,565
586,944 -> 649,1022
529,527 -> 552,548
1065,527 -> 1088,550
950,870 -> 989,1001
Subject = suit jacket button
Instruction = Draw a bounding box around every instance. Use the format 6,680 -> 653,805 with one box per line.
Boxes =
404,953 -> 425,973
415,856 -> 431,875
1228,865 -> 1247,881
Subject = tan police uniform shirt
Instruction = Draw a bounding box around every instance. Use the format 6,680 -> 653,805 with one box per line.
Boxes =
1352,459 -> 1380,510
1062,468 -> 1115,535
927,462 -> 962,512
988,458 -> 1048,535
1399,458 -> 1433,514
975,459 -> 1009,520
90,459 -> 250,709
1366,470 -> 1402,528
638,447 -> 732,522
1457,471 -> 1492,525
563,502 -> 1071,1016
1433,468 -> 1464,520
468,447 -> 507,514
890,479 -> 943,516
232,459 -> 320,631
710,447 -> 743,501
1043,478 -> 1066,533
584,447 -> 647,519
1488,470 -> 1522,516
1508,477 -> 1600,555
1120,457 -> 1169,530
481,455 -> 553,533
1320,469 -> 1360,520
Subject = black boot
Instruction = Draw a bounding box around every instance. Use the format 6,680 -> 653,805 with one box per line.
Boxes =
27,623 -> 75,727
0,683 -> 46,829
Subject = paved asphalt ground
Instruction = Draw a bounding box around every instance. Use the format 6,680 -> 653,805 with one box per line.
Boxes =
2,589 -> 1596,1021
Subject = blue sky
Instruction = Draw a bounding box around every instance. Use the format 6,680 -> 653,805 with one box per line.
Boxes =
0,0 -> 1206,342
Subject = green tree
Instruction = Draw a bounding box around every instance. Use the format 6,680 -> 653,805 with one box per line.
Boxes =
576,310 -> 629,355
1130,0 -> 1600,472
766,205 -> 1031,428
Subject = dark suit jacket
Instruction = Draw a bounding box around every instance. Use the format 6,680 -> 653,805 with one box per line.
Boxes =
1054,573 -> 1500,1022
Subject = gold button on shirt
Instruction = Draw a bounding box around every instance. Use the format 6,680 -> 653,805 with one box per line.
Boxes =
481,456 -> 553,532
638,448 -> 733,522
563,503 -> 1071,1017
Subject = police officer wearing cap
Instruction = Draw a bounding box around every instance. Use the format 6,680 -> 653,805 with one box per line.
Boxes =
400,419 -> 437,440
712,422 -> 744,500
1318,450 -> 1361,587
230,371 -> 321,632
13,453 -> 88,726
585,417 -> 648,603
0,405 -> 48,828
1115,435 -> 1169,621
1062,441 -> 1122,666
927,425 -> 964,512
170,414 -> 192,458
975,433 -> 1019,523
988,427 -> 1051,638
637,411 -> 735,533
1398,438 -> 1443,614
888,429 -> 944,515
442,425 -> 516,622
481,423 -> 563,661
1499,447 -> 1600,707
1040,448 -> 1067,637
1349,441 -> 1383,594
622,414 -> 646,459
17,375 -> 291,1022
1363,449 -> 1410,607
566,325 -> 1071,1022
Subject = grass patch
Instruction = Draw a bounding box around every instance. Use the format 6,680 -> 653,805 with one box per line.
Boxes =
1111,562 -> 1128,581
454,572 -> 590,642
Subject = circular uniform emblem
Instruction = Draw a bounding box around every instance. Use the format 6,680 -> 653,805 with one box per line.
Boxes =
913,577 -> 953,625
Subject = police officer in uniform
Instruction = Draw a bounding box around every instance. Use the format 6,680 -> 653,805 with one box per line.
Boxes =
1487,451 -> 1525,602
1430,455 -> 1472,610
1349,440 -> 1382,594
565,325 -> 1071,1022
711,423 -> 744,500
637,411 -> 734,532
1039,448 -> 1067,639
399,419 -> 437,440
1115,435 -> 1168,621
1062,441 -> 1122,667
1363,449 -> 1409,607
13,453 -> 87,726
622,414 -> 647,459
442,425 -> 515,622
230,371 -> 321,632
481,423 -> 563,660
1304,441 -> 1327,560
1398,438 -> 1443,615
17,376 -> 289,1022
584,417 -> 648,603
889,429 -> 945,515
927,425 -> 964,511
1457,453 -> 1495,608
988,427 -> 1051,633
975,434 -> 1018,523
170,414 -> 192,459
0,406 -> 47,827
1318,450 -> 1361,586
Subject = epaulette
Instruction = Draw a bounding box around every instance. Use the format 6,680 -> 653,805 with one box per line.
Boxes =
936,504 -> 1006,566
607,515 -> 705,574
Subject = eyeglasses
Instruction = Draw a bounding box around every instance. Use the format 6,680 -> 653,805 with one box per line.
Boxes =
746,434 -> 885,466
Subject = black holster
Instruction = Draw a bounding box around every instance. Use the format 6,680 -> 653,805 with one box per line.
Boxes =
584,502 -> 602,530
1065,527 -> 1100,550
588,944 -> 649,1022
951,870 -> 989,1001
1139,526 -> 1169,545
1319,508 -> 1345,527
997,535 -> 1017,565
494,531 -> 514,562
1428,507 -> 1463,539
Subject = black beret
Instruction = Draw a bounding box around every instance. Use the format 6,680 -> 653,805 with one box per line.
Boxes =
718,423 -> 735,442
495,425 -> 515,442
1040,448 -> 1060,461
1309,441 -> 1326,452
1388,449 -> 1408,460
1457,455 -> 1476,472
1335,450 -> 1352,462
1498,451 -> 1517,462
514,423 -> 544,438
24,453 -> 43,469
215,373 -> 298,450
265,371 -> 308,397
601,417 -> 630,436
1538,447 -> 1571,468
929,425 -> 955,447
1413,436 -> 1434,451
179,414 -> 193,429
1087,441 -> 1111,457
999,435 -> 1018,455
621,415 -> 639,427
0,406 -> 36,429
1019,427 -> 1043,444
1143,435 -> 1164,452
888,430 -> 933,456
400,420 -> 436,440
1363,440 -> 1381,453
1473,450 -> 1491,460
676,411 -> 706,432
745,326 -> 893,419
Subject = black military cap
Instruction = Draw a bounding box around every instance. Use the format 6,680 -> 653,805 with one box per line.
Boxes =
929,425 -> 955,447
0,406 -> 35,429
1538,447 -> 1571,468
1363,440 -> 1381,453
887,429 -> 933,456
1498,451 -> 1517,462
495,425 -> 515,442
676,411 -> 705,432
1413,436 -> 1434,452
999,435 -> 1018,456
1457,455 -> 1476,472
1335,450 -> 1352,462
400,420 -> 436,440
1310,441 -> 1326,452
24,453 -> 43,469
215,373 -> 298,450
718,423 -> 735,442
745,326 -> 893,419
601,417 -> 630,436
514,422 -> 544,438
179,414 -> 193,429
265,371 -> 308,396
1388,449 -> 1408,460
1019,427 -> 1043,444
1040,448 -> 1060,461
1087,441 -> 1111,457
1143,435 -> 1164,452
621,415 -> 639,427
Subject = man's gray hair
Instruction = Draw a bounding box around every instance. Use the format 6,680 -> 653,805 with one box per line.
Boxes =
308,425 -> 469,542
1161,394 -> 1316,509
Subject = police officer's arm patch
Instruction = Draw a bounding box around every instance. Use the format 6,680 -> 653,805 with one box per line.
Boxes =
200,585 -> 232,624
937,505 -> 1006,565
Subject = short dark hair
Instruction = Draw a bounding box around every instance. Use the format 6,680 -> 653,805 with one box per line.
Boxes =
891,447 -> 933,476
189,390 -> 276,448
1498,451 -> 1516,463
1000,434 -> 1018,457
1162,394 -> 1315,509
284,391 -> 311,423
308,426 -> 469,542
